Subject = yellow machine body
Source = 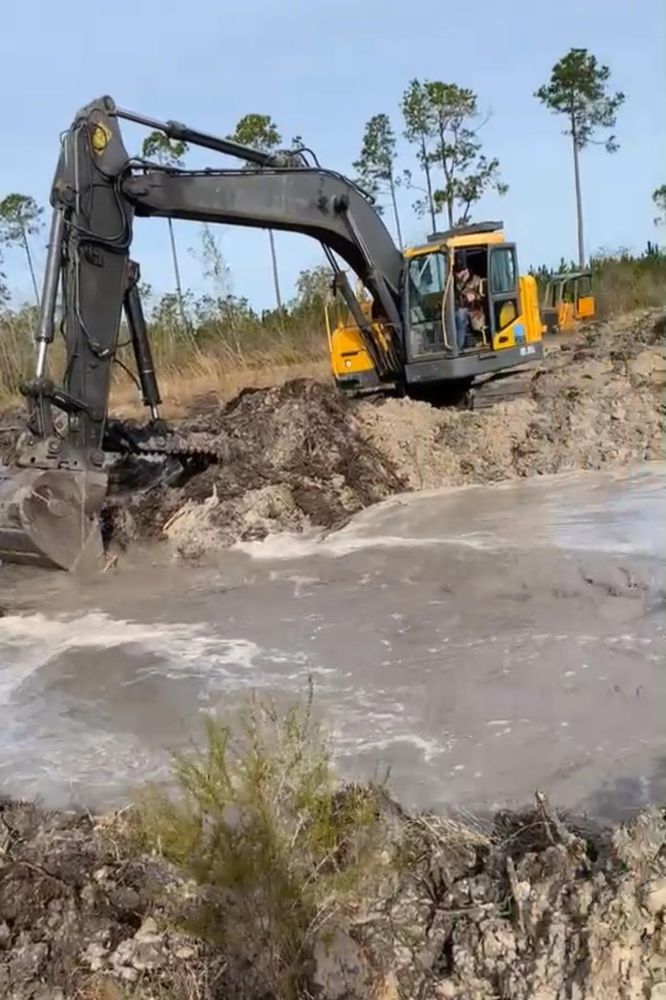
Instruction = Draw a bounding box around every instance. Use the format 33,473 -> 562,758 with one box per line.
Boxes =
327,224 -> 544,392
542,271 -> 596,334
325,294 -> 386,390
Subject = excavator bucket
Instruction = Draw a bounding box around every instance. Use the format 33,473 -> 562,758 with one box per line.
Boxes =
0,465 -> 108,571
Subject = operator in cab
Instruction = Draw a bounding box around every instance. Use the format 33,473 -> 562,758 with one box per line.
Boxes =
454,252 -> 485,350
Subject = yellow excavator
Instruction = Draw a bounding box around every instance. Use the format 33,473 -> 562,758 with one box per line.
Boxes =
327,222 -> 544,395
541,270 -> 596,335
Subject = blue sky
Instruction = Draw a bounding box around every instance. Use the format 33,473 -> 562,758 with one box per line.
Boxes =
1,0 -> 664,309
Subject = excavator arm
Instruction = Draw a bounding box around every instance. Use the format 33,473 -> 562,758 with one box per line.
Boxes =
0,96 -> 406,570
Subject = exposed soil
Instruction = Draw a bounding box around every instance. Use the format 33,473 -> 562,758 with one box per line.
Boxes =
101,309 -> 665,558
1,793 -> 664,999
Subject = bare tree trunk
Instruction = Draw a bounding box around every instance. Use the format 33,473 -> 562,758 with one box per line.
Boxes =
571,129 -> 585,268
22,232 -> 39,307
446,197 -> 454,230
420,137 -> 437,233
268,230 -> 283,313
389,176 -> 403,247
167,218 -> 188,331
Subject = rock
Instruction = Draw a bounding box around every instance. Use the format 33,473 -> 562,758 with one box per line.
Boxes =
109,918 -> 167,974
644,878 -> 666,916
135,916 -> 159,940
9,941 -> 48,982
174,943 -> 197,960
83,941 -> 108,971
0,921 -> 9,950
311,927 -> 373,999
434,983 -> 457,999
118,964 -> 139,983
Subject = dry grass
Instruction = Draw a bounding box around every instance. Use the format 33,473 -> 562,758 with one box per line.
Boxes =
111,354 -> 330,419
0,312 -> 331,416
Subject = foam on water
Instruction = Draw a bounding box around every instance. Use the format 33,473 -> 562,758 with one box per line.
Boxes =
235,462 -> 666,562
235,528 -> 496,561
0,611 -> 325,708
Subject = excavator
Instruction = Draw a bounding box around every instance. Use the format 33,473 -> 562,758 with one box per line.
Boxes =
0,96 -> 544,572
326,222 -> 544,394
541,270 -> 596,335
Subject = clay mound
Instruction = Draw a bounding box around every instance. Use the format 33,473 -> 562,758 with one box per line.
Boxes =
107,378 -> 404,558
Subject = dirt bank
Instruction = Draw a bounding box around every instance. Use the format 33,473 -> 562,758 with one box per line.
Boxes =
1,793 -> 664,999
103,309 -> 664,558
358,310 -> 665,490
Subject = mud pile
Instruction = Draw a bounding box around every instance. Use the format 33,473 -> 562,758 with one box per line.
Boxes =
108,309 -> 663,557
2,310 -> 663,559
105,378 -> 404,558
1,793 -> 665,999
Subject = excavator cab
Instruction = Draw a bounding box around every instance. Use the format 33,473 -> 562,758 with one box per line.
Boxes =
402,225 -> 543,386
329,222 -> 544,394
541,271 -> 595,335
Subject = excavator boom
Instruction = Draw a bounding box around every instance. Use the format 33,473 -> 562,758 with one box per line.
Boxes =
0,96 -> 407,570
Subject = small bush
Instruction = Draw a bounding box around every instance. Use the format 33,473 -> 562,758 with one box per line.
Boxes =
133,687 -> 385,999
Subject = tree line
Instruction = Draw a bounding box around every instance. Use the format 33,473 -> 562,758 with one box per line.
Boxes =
0,47 -> 662,327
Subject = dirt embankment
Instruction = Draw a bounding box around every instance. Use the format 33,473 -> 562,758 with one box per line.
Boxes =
1,793 -> 665,1000
103,309 -> 665,558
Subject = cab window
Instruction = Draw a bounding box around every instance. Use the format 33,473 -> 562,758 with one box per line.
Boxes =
406,251 -> 447,356
408,252 -> 446,322
576,274 -> 592,298
489,246 -> 519,333
489,248 -> 517,294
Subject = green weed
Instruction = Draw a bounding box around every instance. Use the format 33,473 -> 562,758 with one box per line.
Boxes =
132,687 -> 386,999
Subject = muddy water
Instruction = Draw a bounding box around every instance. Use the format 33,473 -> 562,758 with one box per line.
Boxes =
0,462 -> 664,821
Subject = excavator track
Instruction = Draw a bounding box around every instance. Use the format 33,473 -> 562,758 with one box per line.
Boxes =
466,368 -> 536,410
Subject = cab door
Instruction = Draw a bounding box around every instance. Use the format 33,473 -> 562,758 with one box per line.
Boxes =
487,244 -> 522,349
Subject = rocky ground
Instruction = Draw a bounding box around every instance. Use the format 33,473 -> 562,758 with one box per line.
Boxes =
96,309 -> 665,560
0,792 -> 665,1000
